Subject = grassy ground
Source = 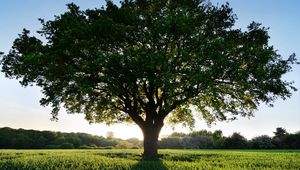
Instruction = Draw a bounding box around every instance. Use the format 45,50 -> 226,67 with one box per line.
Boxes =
0,149 -> 299,170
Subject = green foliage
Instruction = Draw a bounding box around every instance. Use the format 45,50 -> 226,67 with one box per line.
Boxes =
159,137 -> 182,149
272,127 -> 289,148
106,131 -> 115,139
169,132 -> 187,137
159,130 -> 222,149
115,141 -> 134,149
0,149 -> 300,170
224,132 -> 248,149
65,137 -> 82,148
1,0 -> 298,158
79,145 -> 90,149
60,142 -> 74,149
250,135 -> 273,149
126,138 -> 143,148
213,130 -> 225,148
282,133 -> 300,149
161,129 -> 226,149
1,127 -> 299,150
0,0 -> 297,131
189,130 -> 213,137
0,127 -> 118,149
274,127 -> 288,138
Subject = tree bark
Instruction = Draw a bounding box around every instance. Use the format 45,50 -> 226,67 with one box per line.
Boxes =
141,123 -> 163,159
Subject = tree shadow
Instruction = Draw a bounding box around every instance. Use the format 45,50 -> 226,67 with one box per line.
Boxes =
94,152 -> 167,169
131,158 -> 167,170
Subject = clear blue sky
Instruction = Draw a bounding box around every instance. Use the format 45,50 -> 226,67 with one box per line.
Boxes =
0,0 -> 299,139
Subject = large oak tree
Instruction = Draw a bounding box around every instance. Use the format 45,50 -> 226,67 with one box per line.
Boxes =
1,0 -> 297,158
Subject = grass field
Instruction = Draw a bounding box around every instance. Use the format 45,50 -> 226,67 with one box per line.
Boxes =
0,149 -> 299,170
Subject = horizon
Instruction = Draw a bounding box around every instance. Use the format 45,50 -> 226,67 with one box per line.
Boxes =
0,0 -> 299,140
1,125 -> 296,141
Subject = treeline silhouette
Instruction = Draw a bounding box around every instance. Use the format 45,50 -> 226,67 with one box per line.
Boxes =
159,127 -> 300,149
0,127 -> 141,149
0,127 -> 299,149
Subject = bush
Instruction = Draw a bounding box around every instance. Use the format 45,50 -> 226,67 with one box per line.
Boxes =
115,141 -> 134,149
98,146 -> 114,149
126,138 -> 142,148
89,144 -> 98,148
79,145 -> 90,149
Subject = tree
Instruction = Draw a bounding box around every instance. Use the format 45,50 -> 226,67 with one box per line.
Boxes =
272,127 -> 288,148
35,136 -> 48,148
274,127 -> 288,138
250,135 -> 273,149
0,127 -> 15,149
189,130 -> 212,137
224,132 -> 248,149
159,137 -> 182,149
12,133 -> 33,149
106,131 -> 115,140
0,0 -> 297,158
212,130 -> 225,148
282,132 -> 300,149
65,136 -> 82,148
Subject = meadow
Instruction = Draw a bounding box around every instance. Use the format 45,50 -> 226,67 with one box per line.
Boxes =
0,149 -> 299,170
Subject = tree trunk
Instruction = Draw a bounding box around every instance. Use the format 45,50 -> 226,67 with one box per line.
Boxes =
141,123 -> 163,159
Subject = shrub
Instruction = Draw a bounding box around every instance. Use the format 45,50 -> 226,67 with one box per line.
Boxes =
79,145 -> 90,149
115,141 -> 134,149
89,144 -> 98,148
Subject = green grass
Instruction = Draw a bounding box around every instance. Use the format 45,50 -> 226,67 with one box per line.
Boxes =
0,149 -> 299,170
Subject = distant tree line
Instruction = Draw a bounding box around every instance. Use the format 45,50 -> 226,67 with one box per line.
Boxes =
0,127 -> 299,149
159,127 -> 300,149
0,127 -> 141,149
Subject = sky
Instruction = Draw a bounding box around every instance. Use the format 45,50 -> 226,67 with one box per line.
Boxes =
0,0 -> 299,140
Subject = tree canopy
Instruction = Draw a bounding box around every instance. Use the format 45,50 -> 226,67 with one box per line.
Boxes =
0,0 -> 297,158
